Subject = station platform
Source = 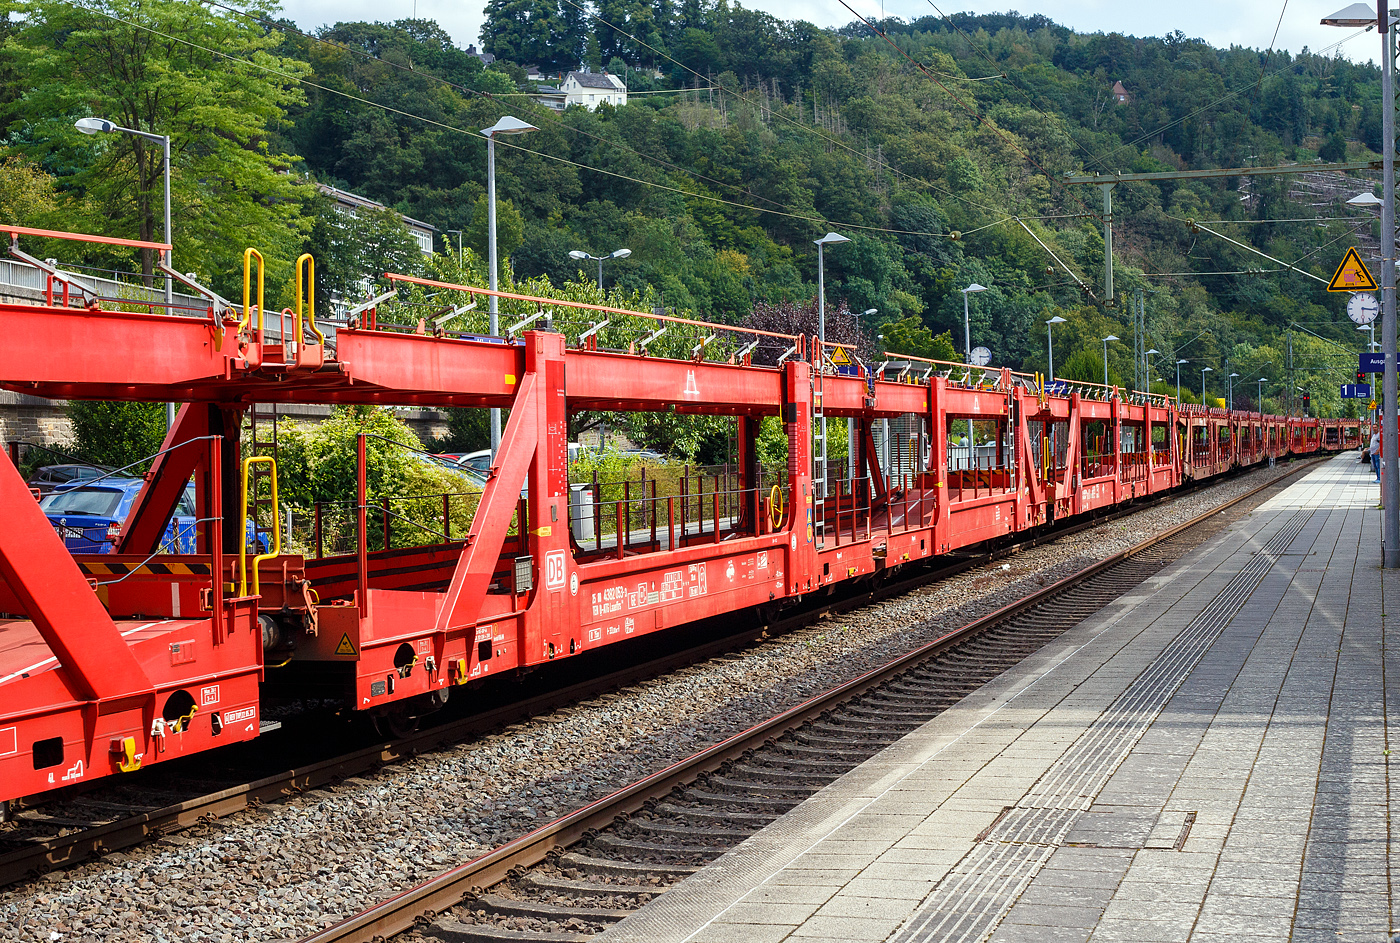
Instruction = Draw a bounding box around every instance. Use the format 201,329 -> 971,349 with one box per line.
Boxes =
601,452 -> 1395,943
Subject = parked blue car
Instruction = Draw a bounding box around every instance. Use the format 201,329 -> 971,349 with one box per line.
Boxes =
39,477 -> 199,555
41,480 -> 271,555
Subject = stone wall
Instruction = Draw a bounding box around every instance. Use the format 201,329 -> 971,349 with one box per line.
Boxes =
0,392 -> 71,449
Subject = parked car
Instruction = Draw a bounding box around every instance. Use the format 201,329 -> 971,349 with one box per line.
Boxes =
28,463 -> 119,495
41,480 -> 263,555
455,449 -> 493,476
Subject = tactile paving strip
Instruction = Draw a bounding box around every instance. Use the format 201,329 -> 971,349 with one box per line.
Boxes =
887,509 -> 1313,943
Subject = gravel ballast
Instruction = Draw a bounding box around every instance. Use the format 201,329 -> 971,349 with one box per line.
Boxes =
0,461 -> 1312,943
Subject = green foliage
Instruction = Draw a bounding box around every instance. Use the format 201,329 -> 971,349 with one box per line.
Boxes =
431,409 -> 492,454
63,401 -> 168,472
464,193 -> 524,277
271,406 -> 478,552
304,190 -> 425,303
881,319 -> 957,362
0,0 -> 311,295
755,416 -> 788,468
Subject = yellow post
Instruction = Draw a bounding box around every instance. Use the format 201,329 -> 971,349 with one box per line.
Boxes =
239,455 -> 280,597
240,248 -> 265,335
294,253 -> 326,346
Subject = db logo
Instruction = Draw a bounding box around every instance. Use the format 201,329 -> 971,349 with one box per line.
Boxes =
545,550 -> 566,589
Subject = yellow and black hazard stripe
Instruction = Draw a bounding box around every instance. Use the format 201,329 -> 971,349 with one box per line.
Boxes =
76,560 -> 212,576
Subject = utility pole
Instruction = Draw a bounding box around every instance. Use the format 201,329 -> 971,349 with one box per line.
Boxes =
1100,183 -> 1114,301
1287,329 -> 1294,416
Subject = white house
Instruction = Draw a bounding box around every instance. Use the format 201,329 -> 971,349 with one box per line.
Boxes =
562,71 -> 627,110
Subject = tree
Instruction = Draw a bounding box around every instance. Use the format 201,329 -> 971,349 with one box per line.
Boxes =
880,318 -> 958,361
481,0 -> 586,72
63,401 -> 167,472
304,190 -> 425,307
0,0 -> 311,292
464,193 -> 525,278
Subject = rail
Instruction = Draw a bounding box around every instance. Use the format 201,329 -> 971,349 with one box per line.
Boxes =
295,456 -> 1327,943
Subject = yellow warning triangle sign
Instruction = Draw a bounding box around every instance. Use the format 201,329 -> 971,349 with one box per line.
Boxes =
830,345 -> 852,366
334,633 -> 356,655
1328,246 -> 1378,292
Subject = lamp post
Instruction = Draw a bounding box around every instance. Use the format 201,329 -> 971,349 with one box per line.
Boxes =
959,282 -> 989,461
76,116 -> 173,428
1228,373 -> 1240,410
1046,316 -> 1066,380
814,232 -> 851,349
960,283 -> 989,366
569,248 -> 632,290
1101,334 -> 1119,388
1176,359 -> 1189,402
1258,378 -> 1268,411
1201,366 -> 1213,404
1145,348 -> 1159,392
813,232 -> 850,496
1323,1 -> 1398,565
481,115 -> 537,455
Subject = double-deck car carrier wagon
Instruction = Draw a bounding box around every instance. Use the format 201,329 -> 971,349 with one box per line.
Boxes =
0,226 -> 1361,806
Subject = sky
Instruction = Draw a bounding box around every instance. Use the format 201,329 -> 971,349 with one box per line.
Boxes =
276,0 -> 1381,63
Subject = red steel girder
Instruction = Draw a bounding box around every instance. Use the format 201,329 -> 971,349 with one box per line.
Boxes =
0,454 -> 150,702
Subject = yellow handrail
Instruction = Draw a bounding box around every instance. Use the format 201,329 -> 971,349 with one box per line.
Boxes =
239,455 -> 280,597
295,253 -> 326,346
240,247 -> 265,335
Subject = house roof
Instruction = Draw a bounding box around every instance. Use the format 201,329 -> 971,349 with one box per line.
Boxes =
567,71 -> 624,90
1112,81 -> 1129,95
316,183 -> 435,233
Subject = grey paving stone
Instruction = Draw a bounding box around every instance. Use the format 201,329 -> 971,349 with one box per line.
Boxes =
986,924 -> 1094,943
1083,917 -> 1192,942
691,923 -> 796,943
789,913 -> 905,940
1191,911 -> 1294,936
1001,902 -> 1106,929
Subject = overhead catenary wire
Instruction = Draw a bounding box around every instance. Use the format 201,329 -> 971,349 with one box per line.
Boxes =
65,2 -> 1005,241
552,0 -> 1008,216
199,0 -> 810,219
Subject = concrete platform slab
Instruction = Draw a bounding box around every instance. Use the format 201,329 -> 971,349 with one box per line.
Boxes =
598,453 -> 1395,943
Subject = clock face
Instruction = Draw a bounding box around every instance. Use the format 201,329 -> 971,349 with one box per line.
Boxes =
1348,292 -> 1380,325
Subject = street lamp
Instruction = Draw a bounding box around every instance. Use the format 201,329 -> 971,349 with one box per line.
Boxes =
1175,359 -> 1188,402
959,282 -> 989,459
77,116 -> 174,428
569,247 -> 632,290
1324,1 -> 1398,565
1101,334 -> 1119,388
1201,366 -> 1213,405
1144,348 -> 1160,391
481,115 -> 537,455
1258,378 -> 1268,411
1228,373 -> 1240,411
1046,316 -> 1066,381
960,283 -> 988,366
813,232 -> 850,497
814,233 -> 851,348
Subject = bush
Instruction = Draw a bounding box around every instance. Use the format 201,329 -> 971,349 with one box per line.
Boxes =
264,405 -> 481,554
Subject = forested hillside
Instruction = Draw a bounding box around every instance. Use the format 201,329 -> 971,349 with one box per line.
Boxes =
0,0 -> 1382,415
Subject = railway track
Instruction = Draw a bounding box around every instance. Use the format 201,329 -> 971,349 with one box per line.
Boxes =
300,459 -> 1318,943
0,459 -> 1318,893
